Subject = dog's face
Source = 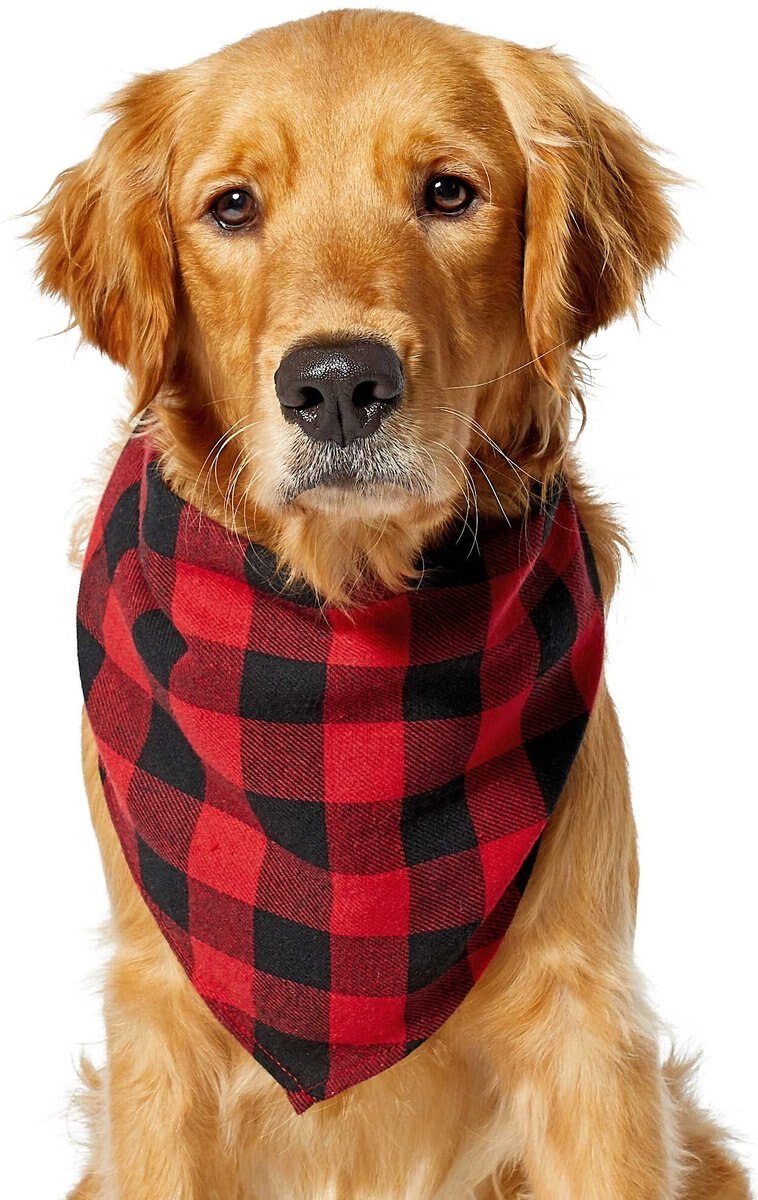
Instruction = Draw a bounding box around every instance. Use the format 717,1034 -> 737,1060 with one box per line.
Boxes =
169,19 -> 525,521
34,10 -> 677,596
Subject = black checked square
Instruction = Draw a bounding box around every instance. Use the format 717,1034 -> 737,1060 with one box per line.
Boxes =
401,776 -> 478,866
525,713 -> 588,811
240,652 -> 326,723
418,532 -> 489,587
515,838 -> 541,896
253,910 -> 330,990
530,577 -> 578,676
408,921 -> 478,992
143,461 -> 185,557
137,835 -> 189,930
132,609 -> 188,688
403,652 -> 482,721
138,703 -> 205,800
77,620 -> 104,700
104,481 -> 140,577
247,792 -> 329,869
253,1022 -> 329,1098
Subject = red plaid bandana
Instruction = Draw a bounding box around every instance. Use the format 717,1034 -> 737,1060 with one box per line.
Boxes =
77,431 -> 604,1112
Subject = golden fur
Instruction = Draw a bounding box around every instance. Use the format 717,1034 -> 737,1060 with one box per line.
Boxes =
32,9 -> 751,1198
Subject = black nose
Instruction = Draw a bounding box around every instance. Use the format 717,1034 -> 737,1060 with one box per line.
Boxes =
274,340 -> 404,446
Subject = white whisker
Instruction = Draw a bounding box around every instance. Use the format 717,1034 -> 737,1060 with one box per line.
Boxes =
439,342 -> 568,391
469,452 -> 512,527
432,439 -> 480,556
434,406 -> 539,489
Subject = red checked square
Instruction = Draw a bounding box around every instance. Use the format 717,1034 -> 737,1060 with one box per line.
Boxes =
331,868 -> 411,936
328,596 -> 411,667
101,590 -> 150,690
467,937 -> 503,983
253,974 -> 330,1040
255,848 -> 332,928
189,879 -> 256,962
572,609 -> 604,708
251,593 -> 332,661
191,938 -> 254,1015
467,690 -> 528,770
324,721 -> 404,803
330,993 -> 407,1044
172,695 -> 244,789
188,803 -> 267,905
467,750 -> 547,847
541,509 -> 578,577
478,821 -> 546,911
242,722 -> 323,800
88,661 -> 152,764
331,934 -> 407,997
486,572 -> 529,647
99,746 -> 136,817
325,803 -> 406,874
172,559 -> 254,648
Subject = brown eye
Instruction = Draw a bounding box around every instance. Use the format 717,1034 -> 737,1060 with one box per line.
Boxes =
424,175 -> 476,215
210,188 -> 258,230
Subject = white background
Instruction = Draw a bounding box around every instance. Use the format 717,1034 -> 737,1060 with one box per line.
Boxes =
2,1 -> 756,1194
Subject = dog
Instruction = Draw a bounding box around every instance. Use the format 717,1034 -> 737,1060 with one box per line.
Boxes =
32,9 -> 752,1199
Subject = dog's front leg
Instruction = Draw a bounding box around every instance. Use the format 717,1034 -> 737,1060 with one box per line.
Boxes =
76,719 -> 241,1200
69,927 -> 247,1200
102,954 -> 217,1199
479,688 -> 682,1200
69,914 -> 253,1200
508,979 -> 680,1200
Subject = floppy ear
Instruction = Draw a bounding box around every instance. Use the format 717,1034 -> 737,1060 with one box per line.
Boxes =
30,70 -> 183,412
481,43 -> 680,394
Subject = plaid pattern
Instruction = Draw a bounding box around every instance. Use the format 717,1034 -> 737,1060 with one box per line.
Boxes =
77,432 -> 605,1112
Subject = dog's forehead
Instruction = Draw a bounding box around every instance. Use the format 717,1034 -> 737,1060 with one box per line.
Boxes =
175,13 -> 510,184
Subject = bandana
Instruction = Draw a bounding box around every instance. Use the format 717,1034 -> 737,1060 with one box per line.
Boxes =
77,431 -> 604,1112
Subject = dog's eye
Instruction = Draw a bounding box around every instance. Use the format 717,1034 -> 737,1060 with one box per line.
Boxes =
424,175 -> 476,216
209,189 -> 258,230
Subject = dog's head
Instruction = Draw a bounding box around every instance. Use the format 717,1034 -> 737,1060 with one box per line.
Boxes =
33,10 -> 677,599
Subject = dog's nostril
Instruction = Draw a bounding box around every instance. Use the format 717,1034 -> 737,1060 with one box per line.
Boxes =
352,380 -> 383,408
275,339 -> 404,447
298,385 -> 324,409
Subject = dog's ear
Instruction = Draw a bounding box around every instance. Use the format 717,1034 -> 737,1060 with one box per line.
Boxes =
480,43 -> 680,394
30,70 -> 183,412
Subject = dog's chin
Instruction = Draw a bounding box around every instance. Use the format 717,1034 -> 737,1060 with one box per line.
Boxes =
292,477 -> 422,517
276,434 -> 439,517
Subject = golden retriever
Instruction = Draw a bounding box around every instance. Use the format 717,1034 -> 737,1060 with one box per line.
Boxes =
32,9 -> 751,1198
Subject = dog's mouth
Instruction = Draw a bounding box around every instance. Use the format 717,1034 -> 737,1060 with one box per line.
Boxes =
278,430 -> 433,506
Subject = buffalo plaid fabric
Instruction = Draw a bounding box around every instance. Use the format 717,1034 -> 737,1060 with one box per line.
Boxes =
77,432 -> 604,1112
